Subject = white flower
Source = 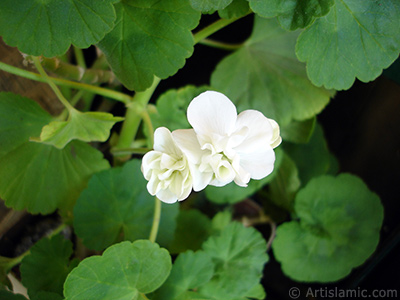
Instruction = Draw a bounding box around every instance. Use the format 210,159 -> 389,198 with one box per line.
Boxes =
174,91 -> 281,189
141,127 -> 193,203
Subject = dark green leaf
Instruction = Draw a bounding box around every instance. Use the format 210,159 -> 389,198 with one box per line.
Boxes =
218,0 -> 249,19
0,291 -> 27,300
280,117 -> 316,144
0,0 -> 116,57
32,110 -> 123,149
296,0 -> 400,90
211,16 -> 332,126
74,159 -> 178,251
31,291 -> 64,300
190,0 -> 233,12
98,0 -> 201,91
21,235 -> 78,298
169,210 -> 212,254
64,240 -> 172,300
272,174 -> 384,282
153,251 -> 214,300
199,222 -> 268,300
248,0 -> 334,30
0,93 -> 109,214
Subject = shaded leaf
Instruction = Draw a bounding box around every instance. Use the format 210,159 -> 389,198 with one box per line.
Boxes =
218,0 -> 250,19
0,93 -> 109,214
74,159 -> 178,251
32,110 -> 123,149
296,0 -> 400,90
0,0 -> 116,57
211,16 -> 332,126
98,0 -> 201,91
190,0 -> 233,12
64,240 -> 172,300
0,291 -> 27,300
272,174 -> 384,282
280,117 -> 316,144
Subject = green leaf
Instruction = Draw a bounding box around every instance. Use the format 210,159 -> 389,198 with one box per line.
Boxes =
98,0 -> 201,91
205,148 -> 283,204
211,210 -> 232,233
21,235 -> 78,298
0,0 -> 116,57
150,86 -> 209,132
248,0 -> 334,30
280,117 -> 316,144
0,93 -> 109,214
296,0 -> 400,90
31,292 -> 64,300
153,251 -> 214,300
31,110 -> 123,149
64,240 -> 172,300
190,0 -> 233,12
272,174 -> 384,282
199,222 -> 269,300
245,284 -> 266,300
0,291 -> 27,300
268,151 -> 300,211
211,16 -> 332,126
284,123 -> 338,185
74,159 -> 178,251
218,0 -> 250,19
169,210 -> 212,254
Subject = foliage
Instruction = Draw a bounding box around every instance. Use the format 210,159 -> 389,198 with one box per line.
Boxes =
0,0 -> 392,298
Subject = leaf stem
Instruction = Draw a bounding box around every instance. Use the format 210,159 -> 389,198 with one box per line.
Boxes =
110,147 -> 152,156
0,61 -> 131,104
193,14 -> 249,44
149,198 -> 162,243
32,56 -> 75,111
73,46 -> 87,68
141,108 -> 154,148
198,38 -> 243,50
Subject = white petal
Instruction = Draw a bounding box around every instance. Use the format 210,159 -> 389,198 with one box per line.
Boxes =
156,189 -> 178,204
239,148 -> 276,180
269,118 -> 282,148
189,162 -> 213,191
172,129 -> 204,164
234,110 -> 274,154
187,91 -> 237,136
153,127 -> 182,157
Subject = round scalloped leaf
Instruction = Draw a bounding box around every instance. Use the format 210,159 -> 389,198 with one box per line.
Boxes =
0,0 -> 116,57
248,0 -> 334,30
64,240 -> 172,300
32,110 -> 123,149
73,159 -> 178,251
272,174 -> 384,282
20,235 -> 78,299
211,16 -> 332,126
218,0 -> 250,19
190,0 -> 233,12
296,0 -> 400,90
153,250 -> 214,300
98,0 -> 201,91
199,222 -> 269,300
0,92 -> 109,214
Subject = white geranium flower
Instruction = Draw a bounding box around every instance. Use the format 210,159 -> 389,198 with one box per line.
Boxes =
174,91 -> 281,189
141,127 -> 193,203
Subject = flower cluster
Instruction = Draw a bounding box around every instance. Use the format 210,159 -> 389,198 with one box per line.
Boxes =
141,91 -> 282,203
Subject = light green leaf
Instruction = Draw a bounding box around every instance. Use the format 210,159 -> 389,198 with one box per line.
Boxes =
280,117 -> 316,144
205,148 -> 283,204
0,93 -> 109,214
64,240 -> 172,300
218,0 -> 250,19
0,0 -> 116,57
211,210 -> 232,233
245,284 -> 266,300
0,291 -> 27,300
199,222 -> 268,300
153,251 -> 214,300
98,0 -> 201,91
268,151 -> 300,211
150,86 -> 209,132
32,110 -> 123,149
21,235 -> 78,299
272,174 -> 384,282
190,0 -> 233,12
248,0 -> 334,30
74,159 -> 178,251
284,123 -> 338,185
211,16 -> 332,126
169,210 -> 212,254
296,0 -> 400,90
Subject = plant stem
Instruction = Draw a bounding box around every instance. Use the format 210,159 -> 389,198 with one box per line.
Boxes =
199,38 -> 243,50
110,147 -> 152,156
193,15 -> 248,44
115,77 -> 160,152
73,47 -> 87,68
149,198 -> 162,243
0,61 -> 131,104
141,108 -> 154,148
32,56 -> 75,111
